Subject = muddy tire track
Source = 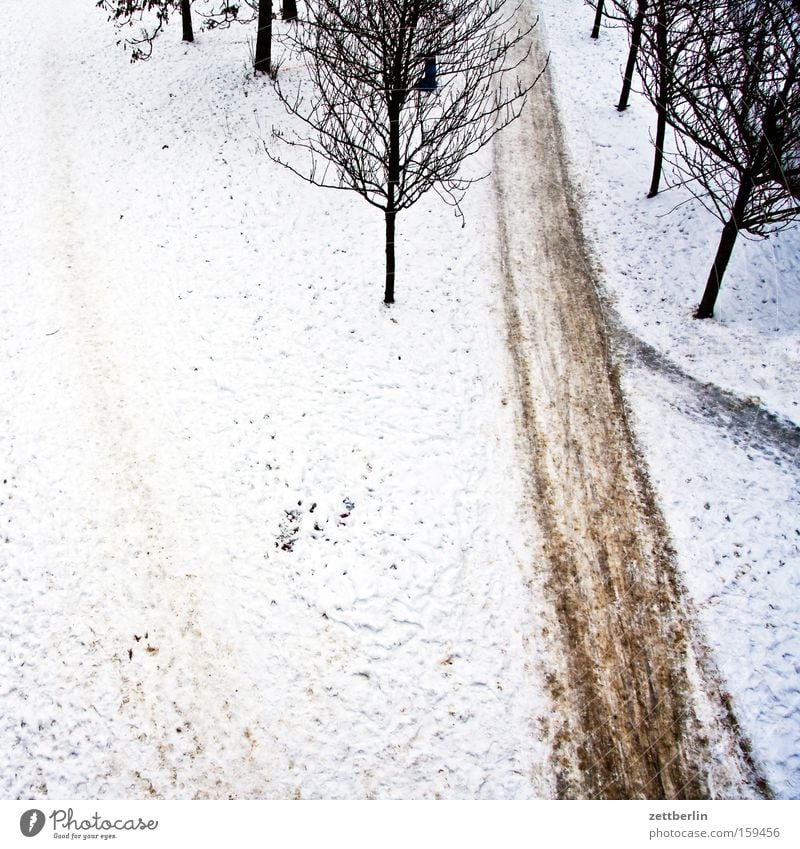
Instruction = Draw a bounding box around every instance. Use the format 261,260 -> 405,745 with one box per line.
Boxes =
494,8 -> 769,799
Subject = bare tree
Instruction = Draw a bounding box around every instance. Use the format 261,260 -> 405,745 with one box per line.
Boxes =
639,0 -> 800,317
632,0 -> 701,196
591,1 -> 650,110
615,1 -> 648,111
588,1 -> 697,195
269,0 -> 543,303
642,0 -> 668,195
202,2 -> 278,73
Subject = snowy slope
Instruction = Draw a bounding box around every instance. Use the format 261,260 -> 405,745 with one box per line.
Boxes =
1,0 -> 554,798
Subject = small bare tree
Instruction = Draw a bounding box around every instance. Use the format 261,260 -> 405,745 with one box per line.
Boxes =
203,1 -> 283,74
639,0 -> 800,317
613,0 -> 649,112
640,0 -> 669,196
269,0 -> 543,303
633,0 -> 700,197
587,1 -> 696,196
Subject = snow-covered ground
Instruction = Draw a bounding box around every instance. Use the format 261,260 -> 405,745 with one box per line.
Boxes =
536,0 -> 800,797
0,0 -> 797,800
0,0 -> 558,799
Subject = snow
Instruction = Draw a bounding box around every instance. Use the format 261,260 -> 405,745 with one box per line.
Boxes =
0,0 -> 798,800
0,0 -> 554,799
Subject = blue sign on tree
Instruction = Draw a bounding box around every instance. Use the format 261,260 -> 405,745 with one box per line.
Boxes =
414,55 -> 437,92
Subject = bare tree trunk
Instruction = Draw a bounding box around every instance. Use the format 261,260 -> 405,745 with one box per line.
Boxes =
695,180 -> 752,318
647,2 -> 668,196
282,0 -> 298,20
254,1 -> 272,74
591,1 -> 604,39
385,105 -> 401,304
649,109 -> 667,196
384,209 -> 396,304
181,0 -> 194,42
618,0 -> 648,111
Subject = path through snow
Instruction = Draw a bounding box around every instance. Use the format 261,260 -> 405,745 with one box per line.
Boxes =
492,5 -> 767,799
